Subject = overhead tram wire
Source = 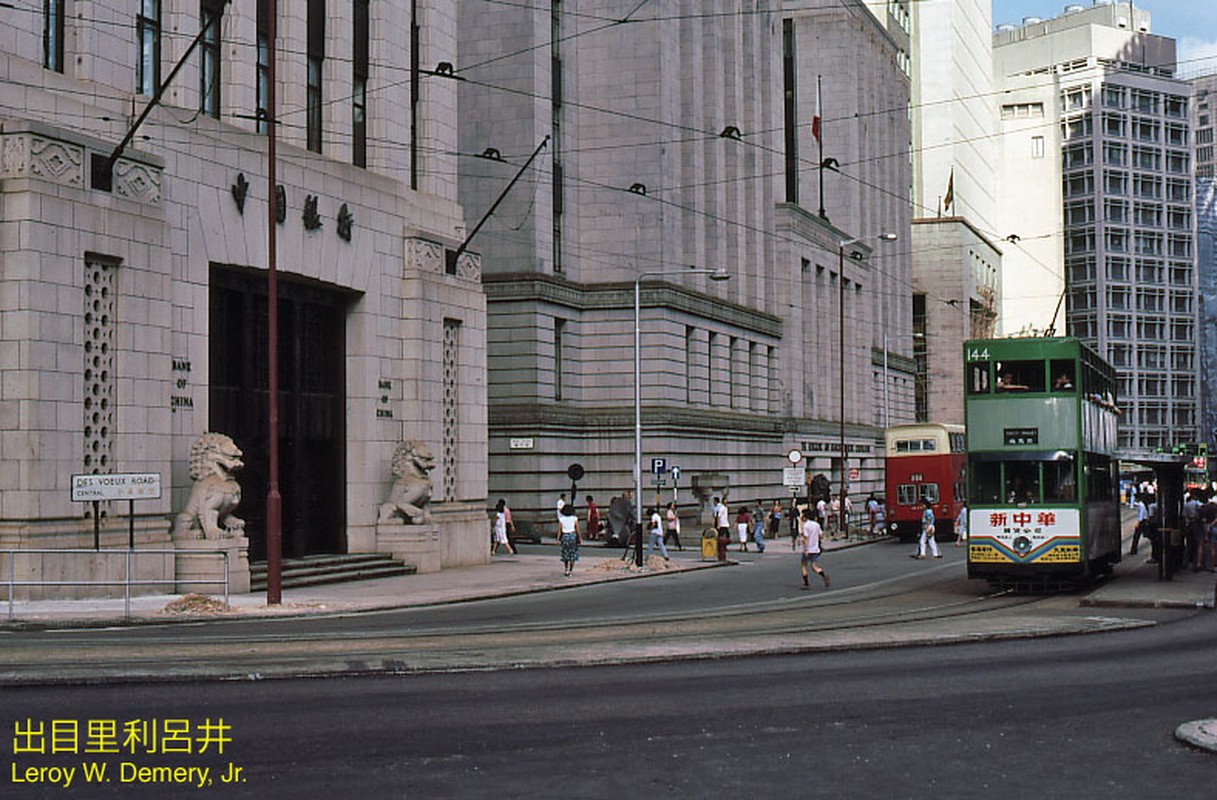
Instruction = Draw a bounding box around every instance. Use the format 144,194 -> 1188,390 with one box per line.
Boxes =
12,9 -> 1138,298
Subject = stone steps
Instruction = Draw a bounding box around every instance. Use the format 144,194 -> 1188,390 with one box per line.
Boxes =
250,553 -> 416,591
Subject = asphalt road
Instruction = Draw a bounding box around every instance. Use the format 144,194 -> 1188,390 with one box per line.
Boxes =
0,540 -> 1159,682
4,610 -> 1213,799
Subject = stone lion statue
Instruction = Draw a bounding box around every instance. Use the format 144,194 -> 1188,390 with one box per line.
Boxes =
173,432 -> 246,540
378,440 -> 436,524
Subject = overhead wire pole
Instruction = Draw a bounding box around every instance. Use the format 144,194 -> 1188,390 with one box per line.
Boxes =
101,5 -> 228,178
451,136 -> 550,263
265,0 -> 282,605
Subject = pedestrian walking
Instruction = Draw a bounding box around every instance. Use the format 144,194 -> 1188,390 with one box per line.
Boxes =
647,506 -> 670,562
712,496 -> 730,559
736,506 -> 751,552
954,503 -> 968,548
665,501 -> 684,550
798,507 -> 830,589
752,501 -> 767,552
766,501 -> 786,550
1129,493 -> 1149,555
492,498 -> 516,556
586,495 -> 601,541
558,503 -> 580,576
913,499 -> 940,559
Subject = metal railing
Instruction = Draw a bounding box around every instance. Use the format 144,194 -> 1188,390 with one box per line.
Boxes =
3,548 -> 230,621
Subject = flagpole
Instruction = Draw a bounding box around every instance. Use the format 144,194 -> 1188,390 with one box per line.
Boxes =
816,74 -> 826,219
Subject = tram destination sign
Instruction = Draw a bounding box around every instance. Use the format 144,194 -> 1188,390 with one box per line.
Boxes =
71,473 -> 163,502
1003,427 -> 1039,446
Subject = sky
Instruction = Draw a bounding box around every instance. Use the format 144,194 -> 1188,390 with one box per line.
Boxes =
990,1 -> 1217,78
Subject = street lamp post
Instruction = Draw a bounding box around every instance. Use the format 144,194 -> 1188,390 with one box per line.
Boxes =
838,233 -> 896,539
635,268 -> 730,566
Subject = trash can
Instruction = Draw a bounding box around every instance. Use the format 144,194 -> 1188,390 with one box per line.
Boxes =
701,529 -> 719,561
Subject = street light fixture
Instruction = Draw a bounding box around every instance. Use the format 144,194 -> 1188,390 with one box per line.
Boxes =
838,233 -> 896,539
634,267 -> 731,566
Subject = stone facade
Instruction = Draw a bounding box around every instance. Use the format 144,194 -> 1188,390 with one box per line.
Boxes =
1,2 -> 488,597
457,1 -> 914,523
909,219 -> 1002,425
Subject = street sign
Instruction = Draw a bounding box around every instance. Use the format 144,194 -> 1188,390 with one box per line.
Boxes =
670,466 -> 681,482
787,448 -> 803,464
70,473 -> 162,502
782,467 -> 806,490
509,437 -> 535,450
651,457 -> 667,475
848,467 -> 860,480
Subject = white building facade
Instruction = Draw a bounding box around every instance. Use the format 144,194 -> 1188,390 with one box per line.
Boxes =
1,1 -> 489,596
908,0 -> 1002,424
993,4 -> 1200,452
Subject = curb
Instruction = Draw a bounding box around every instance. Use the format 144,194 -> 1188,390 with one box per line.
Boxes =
1175,719 -> 1217,753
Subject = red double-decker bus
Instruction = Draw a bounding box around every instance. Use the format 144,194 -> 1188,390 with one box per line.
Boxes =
883,423 -> 966,541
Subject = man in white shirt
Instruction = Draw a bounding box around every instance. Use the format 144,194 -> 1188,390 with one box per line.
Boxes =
799,507 -> 830,589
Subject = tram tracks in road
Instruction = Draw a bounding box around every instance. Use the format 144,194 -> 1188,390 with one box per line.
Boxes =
1,557 -> 1162,685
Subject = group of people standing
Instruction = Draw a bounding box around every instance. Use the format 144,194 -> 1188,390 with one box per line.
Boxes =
1134,488 -> 1217,572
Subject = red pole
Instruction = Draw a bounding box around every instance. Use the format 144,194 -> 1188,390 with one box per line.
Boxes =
265,0 -> 282,605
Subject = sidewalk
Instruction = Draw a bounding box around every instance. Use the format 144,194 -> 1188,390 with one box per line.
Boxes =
0,534 -> 869,627
3,528 -> 1213,628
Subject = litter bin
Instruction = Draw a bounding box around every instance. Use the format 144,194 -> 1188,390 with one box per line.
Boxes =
701,529 -> 719,561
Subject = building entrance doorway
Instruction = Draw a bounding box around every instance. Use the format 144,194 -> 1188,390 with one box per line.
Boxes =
209,265 -> 351,561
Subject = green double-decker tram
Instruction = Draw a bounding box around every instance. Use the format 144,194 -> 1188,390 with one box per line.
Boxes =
963,338 -> 1121,587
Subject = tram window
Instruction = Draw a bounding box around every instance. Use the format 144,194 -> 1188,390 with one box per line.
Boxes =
1004,462 -> 1040,503
995,360 -> 1046,393
919,483 -> 940,504
1050,360 -> 1076,392
1044,459 -> 1077,502
897,484 -> 917,505
967,363 -> 991,394
970,462 -> 1001,503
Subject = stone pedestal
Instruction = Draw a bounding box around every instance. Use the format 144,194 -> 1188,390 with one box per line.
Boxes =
175,536 -> 250,595
372,502 -> 491,572
692,473 -> 731,527
376,523 -> 441,574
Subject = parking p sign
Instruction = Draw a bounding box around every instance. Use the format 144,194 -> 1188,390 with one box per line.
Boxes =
650,457 -> 667,475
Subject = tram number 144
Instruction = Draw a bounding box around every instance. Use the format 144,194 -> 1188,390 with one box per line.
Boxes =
966,347 -> 990,361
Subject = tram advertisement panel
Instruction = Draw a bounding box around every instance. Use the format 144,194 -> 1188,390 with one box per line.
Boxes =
968,508 -> 1081,564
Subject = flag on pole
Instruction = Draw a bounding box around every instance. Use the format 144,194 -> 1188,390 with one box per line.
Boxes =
812,78 -> 822,143
943,168 -> 954,213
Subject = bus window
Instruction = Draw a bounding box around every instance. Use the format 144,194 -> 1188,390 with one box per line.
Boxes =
1044,459 -> 1077,502
1050,360 -> 1076,392
970,462 -> 1001,503
995,360 -> 1046,393
967,363 -> 991,394
897,484 -> 917,506
1004,462 -> 1040,503
919,483 -> 940,505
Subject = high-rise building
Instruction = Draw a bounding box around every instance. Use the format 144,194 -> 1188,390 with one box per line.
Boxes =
457,1 -> 914,520
1193,74 -> 1217,450
908,0 -> 1002,425
993,3 -> 1199,452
